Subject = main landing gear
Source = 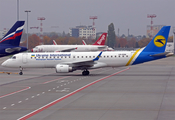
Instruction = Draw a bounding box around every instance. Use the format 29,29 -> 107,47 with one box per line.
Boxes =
19,67 -> 23,75
82,69 -> 90,76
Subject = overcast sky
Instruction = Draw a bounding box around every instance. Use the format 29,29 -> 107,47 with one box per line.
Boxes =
0,0 -> 175,36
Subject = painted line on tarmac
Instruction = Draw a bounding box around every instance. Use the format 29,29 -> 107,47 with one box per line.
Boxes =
0,71 -> 18,75
42,76 -> 71,84
17,67 -> 130,120
0,86 -> 31,99
42,68 -> 102,84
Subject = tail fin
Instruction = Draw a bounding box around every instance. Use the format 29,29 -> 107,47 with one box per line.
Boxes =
143,26 -> 170,53
93,33 -> 107,45
0,21 -> 25,46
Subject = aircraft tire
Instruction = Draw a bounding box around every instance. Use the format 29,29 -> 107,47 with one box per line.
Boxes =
82,70 -> 90,76
19,72 -> 23,75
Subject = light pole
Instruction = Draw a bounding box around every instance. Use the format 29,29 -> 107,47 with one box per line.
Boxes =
17,0 -> 19,20
25,10 -> 31,50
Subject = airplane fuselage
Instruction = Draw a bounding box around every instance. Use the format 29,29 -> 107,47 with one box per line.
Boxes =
32,45 -> 107,52
2,51 -> 133,68
2,48 -> 167,69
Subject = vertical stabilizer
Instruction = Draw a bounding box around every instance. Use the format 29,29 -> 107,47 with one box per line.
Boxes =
143,26 -> 170,53
93,33 -> 107,45
0,21 -> 25,46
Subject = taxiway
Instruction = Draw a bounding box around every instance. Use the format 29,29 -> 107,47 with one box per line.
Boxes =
0,57 -> 175,120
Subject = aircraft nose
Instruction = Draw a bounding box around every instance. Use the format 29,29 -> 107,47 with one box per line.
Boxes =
1,61 -> 7,67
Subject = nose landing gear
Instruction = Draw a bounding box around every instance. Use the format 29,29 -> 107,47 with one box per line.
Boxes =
19,67 -> 23,75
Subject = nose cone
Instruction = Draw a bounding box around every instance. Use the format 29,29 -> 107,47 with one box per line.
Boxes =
1,61 -> 7,67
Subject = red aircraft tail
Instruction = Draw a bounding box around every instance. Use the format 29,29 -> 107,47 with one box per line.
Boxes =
93,33 -> 107,45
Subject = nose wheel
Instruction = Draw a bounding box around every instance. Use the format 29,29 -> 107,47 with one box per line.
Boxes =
19,67 -> 23,75
82,70 -> 90,76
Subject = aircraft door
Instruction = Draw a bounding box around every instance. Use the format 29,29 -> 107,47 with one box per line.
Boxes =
22,53 -> 28,64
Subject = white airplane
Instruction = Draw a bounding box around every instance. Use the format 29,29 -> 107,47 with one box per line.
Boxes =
31,33 -> 107,52
2,26 -> 174,76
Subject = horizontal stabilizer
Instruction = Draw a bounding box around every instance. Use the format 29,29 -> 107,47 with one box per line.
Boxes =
150,52 -> 174,57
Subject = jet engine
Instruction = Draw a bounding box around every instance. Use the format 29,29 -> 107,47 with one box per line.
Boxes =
55,64 -> 73,73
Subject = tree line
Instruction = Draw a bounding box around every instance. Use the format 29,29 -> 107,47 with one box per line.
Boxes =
20,24 -> 173,50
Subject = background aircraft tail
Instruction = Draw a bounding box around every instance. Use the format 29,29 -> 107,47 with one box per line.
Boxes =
0,21 -> 25,46
93,33 -> 107,45
142,26 -> 170,53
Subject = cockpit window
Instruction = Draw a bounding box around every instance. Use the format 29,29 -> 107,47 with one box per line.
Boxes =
11,56 -> 16,59
35,47 -> 38,49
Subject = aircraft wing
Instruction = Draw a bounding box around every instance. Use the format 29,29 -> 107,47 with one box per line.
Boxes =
60,52 -> 102,68
54,47 -> 77,52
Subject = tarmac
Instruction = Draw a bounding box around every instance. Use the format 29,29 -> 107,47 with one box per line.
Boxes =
0,56 -> 174,120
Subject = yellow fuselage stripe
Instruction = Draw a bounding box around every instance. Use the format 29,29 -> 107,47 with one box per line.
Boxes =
126,48 -> 141,66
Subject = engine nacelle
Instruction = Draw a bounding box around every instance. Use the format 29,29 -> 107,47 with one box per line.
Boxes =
55,64 -> 73,73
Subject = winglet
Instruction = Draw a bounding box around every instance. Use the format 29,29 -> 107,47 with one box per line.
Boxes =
82,40 -> 87,45
93,51 -> 103,61
53,40 -> 57,45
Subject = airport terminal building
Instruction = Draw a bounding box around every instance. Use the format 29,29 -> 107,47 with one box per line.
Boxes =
69,25 -> 96,39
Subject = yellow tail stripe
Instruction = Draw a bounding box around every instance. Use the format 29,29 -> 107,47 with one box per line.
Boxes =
126,48 -> 141,66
